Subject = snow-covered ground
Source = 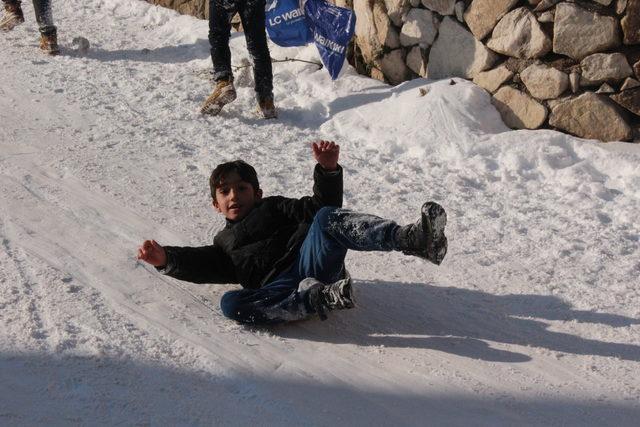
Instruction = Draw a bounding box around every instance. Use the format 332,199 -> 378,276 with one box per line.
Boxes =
1,0 -> 639,425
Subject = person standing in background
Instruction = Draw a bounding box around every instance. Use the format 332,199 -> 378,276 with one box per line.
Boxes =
200,0 -> 276,119
0,0 -> 59,55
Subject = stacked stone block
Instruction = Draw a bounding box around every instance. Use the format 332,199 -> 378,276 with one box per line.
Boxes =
351,0 -> 640,142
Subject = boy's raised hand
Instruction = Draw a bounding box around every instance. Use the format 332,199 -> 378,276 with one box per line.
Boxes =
137,239 -> 167,267
312,140 -> 340,171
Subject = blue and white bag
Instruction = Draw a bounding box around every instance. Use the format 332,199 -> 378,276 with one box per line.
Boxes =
265,0 -> 313,47
304,0 -> 356,80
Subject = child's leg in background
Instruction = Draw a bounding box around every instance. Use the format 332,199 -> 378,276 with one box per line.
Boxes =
208,0 -> 237,82
237,0 -> 273,101
32,0 -> 55,35
220,207 -> 400,324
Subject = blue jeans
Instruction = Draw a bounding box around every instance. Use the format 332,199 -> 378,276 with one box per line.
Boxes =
208,0 -> 273,100
220,207 -> 399,324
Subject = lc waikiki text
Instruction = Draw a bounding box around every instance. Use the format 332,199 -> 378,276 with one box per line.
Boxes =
314,33 -> 345,54
267,7 -> 305,26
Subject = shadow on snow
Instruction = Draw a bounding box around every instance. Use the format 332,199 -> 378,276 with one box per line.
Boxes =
270,280 -> 640,363
75,39 -> 212,64
0,352 -> 638,426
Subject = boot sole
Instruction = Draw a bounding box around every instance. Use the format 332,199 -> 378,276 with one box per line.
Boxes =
200,90 -> 237,116
42,47 -> 60,55
421,202 -> 448,265
256,106 -> 278,119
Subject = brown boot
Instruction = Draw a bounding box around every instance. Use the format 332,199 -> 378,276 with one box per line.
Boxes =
40,32 -> 60,55
200,79 -> 237,116
0,1 -> 24,31
256,97 -> 277,119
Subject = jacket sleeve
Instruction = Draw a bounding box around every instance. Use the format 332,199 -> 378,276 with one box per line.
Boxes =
157,244 -> 238,284
273,163 -> 344,223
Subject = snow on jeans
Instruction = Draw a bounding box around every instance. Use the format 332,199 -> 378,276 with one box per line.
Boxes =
208,0 -> 273,100
220,207 -> 400,324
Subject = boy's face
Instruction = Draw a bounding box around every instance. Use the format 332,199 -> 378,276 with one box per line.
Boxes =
213,171 -> 262,221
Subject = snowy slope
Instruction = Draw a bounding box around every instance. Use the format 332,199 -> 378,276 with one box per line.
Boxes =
1,0 -> 639,425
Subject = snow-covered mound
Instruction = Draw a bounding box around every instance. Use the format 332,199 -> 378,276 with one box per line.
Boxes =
1,0 -> 639,425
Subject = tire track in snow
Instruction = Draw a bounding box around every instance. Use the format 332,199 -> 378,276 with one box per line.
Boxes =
0,225 -> 51,352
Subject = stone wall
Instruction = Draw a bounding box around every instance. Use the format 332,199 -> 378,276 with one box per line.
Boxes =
352,0 -> 640,142
148,0 -> 640,141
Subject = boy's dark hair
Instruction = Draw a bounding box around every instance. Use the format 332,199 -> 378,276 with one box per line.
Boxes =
209,160 -> 260,198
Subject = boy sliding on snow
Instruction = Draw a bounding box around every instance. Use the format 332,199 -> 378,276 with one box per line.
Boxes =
138,141 -> 448,324
200,0 -> 276,119
0,0 -> 59,54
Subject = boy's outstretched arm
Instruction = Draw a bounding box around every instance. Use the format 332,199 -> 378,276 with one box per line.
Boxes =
312,140 -> 339,171
138,240 -> 167,267
138,240 -> 237,284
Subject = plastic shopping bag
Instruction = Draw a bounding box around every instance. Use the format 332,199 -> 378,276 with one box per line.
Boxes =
265,0 -> 313,47
304,0 -> 356,79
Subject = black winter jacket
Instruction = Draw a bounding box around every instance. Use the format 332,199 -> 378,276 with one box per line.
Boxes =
160,164 -> 343,289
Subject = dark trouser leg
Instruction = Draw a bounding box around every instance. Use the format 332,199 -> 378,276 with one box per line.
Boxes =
220,274 -> 305,324
220,207 -> 399,324
238,0 -> 273,100
209,0 -> 236,82
32,0 -> 55,35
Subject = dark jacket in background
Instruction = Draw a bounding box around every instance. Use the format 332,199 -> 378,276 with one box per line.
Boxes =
161,164 -> 343,289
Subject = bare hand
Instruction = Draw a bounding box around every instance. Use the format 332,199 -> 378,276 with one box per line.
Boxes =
137,240 -> 167,267
312,140 -> 340,171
